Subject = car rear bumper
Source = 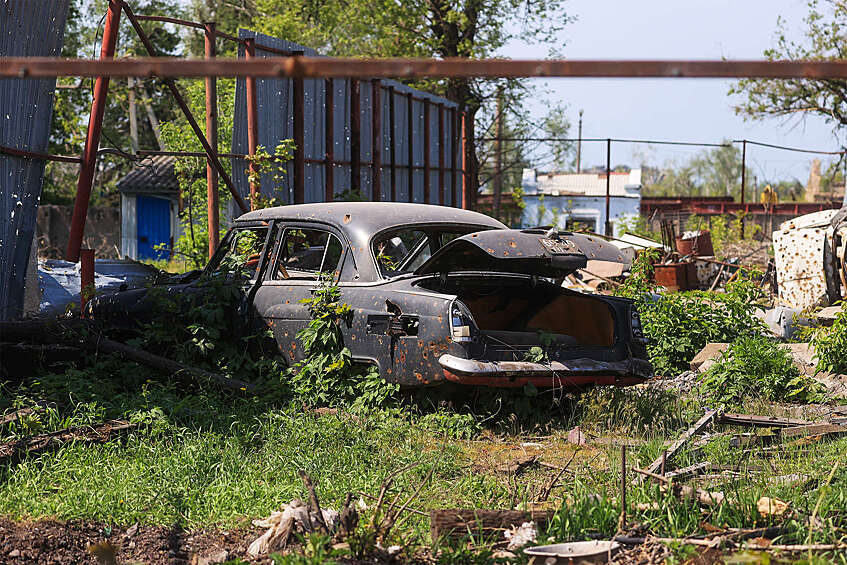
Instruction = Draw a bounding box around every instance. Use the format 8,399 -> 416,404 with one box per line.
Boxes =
438,354 -> 652,388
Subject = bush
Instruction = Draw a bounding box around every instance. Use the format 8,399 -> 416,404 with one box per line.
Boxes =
700,336 -> 824,408
617,250 -> 768,376
809,305 -> 847,374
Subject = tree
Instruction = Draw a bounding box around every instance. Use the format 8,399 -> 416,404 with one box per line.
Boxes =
729,1 -> 847,140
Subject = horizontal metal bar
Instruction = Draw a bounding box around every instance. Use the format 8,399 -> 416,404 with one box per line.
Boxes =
0,143 -> 81,164
4,57 -> 847,79
131,15 -> 242,43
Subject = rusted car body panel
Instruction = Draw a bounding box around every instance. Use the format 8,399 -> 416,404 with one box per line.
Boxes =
89,202 -> 652,389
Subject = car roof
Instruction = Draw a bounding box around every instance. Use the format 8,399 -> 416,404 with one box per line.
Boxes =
235,202 -> 506,232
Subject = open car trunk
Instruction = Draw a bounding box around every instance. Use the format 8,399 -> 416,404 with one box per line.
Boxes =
415,275 -> 652,387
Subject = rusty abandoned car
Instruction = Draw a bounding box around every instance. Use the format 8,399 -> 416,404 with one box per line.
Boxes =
88,202 -> 652,388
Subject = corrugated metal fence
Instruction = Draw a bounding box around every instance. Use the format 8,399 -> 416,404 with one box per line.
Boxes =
231,31 -> 462,207
0,0 -> 69,320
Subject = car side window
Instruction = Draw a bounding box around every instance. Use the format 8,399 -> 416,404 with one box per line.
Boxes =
274,227 -> 344,280
209,226 -> 268,281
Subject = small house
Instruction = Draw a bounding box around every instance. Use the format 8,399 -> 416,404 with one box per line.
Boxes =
117,156 -> 180,261
519,168 -> 642,236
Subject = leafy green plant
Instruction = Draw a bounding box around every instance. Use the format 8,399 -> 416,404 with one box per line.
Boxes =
288,277 -> 399,410
808,304 -> 847,374
701,336 -> 824,408
616,250 -> 769,375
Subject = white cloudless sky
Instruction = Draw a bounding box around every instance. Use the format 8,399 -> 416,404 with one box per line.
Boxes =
506,0 -> 845,182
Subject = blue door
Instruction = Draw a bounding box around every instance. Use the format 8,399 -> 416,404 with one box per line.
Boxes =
136,195 -> 171,260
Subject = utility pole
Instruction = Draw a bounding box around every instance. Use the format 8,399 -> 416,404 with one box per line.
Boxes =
493,88 -> 503,219
576,109 -> 583,173
740,139 -> 747,239
127,77 -> 138,154
605,138 -> 612,236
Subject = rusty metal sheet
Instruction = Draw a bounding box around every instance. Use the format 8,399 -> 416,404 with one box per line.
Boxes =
773,227 -> 832,310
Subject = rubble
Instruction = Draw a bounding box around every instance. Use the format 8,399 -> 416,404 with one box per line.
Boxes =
247,499 -> 340,557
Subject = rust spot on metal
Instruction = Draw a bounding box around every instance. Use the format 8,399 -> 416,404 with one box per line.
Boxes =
343,213 -> 352,224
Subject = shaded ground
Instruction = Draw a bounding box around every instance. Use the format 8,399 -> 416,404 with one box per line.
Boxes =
0,517 -> 258,564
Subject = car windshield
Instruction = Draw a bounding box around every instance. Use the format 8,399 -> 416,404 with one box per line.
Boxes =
372,225 -> 490,277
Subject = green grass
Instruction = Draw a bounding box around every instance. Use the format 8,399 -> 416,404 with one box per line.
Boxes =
2,355 -> 847,561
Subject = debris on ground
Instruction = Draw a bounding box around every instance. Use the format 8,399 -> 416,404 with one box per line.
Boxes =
247,499 -> 340,558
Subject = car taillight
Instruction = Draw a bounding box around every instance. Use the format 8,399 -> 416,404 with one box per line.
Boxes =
450,300 -> 476,342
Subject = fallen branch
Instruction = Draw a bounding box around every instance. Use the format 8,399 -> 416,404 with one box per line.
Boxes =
299,471 -> 329,534
719,413 -> 816,428
0,419 -> 135,461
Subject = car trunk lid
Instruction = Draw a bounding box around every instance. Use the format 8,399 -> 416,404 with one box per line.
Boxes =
414,229 -> 626,278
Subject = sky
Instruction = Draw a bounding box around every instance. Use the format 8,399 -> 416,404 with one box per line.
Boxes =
507,0 -> 845,183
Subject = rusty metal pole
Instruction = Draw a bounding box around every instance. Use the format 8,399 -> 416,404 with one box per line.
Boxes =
244,38 -> 260,208
424,101 -> 431,203
351,79 -> 361,194
451,108 -> 459,207
407,93 -> 414,202
740,139 -> 747,239
80,249 -> 95,311
620,445 -> 627,527
325,78 -> 334,202
371,79 -> 382,201
66,0 -> 121,262
204,22 -> 220,258
462,112 -> 468,209
605,138 -> 612,236
388,86 -> 397,202
438,104 -> 445,206
293,55 -> 305,204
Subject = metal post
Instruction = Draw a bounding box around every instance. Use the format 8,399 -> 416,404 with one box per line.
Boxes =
620,445 -> 627,527
407,93 -> 414,202
351,79 -> 361,194
424,101 -> 431,204
576,109 -> 583,173
244,38 -> 260,208
438,104 -> 445,206
80,249 -> 94,311
371,79 -> 382,201
293,54 -> 305,204
325,78 -> 334,202
451,108 -> 459,207
605,138 -> 612,236
740,139 -> 747,239
462,112 -> 469,209
388,86 -> 397,202
493,91 -> 503,218
66,0 -> 121,263
204,22 -> 219,258
120,2 -> 249,214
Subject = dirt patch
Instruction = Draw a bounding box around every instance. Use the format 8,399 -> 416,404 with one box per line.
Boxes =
0,517 -> 263,564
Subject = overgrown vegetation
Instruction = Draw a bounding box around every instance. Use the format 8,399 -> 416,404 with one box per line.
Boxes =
808,304 -> 847,374
616,249 -> 768,376
701,336 -> 824,408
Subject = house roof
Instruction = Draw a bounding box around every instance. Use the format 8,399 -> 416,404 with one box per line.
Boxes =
116,156 -> 179,194
526,169 -> 642,197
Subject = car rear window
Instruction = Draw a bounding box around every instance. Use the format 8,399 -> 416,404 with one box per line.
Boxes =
372,226 -> 490,277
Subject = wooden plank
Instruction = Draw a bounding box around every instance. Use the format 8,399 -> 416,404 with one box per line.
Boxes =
430,509 -> 555,540
640,409 -> 717,480
664,461 -> 711,481
781,423 -> 847,439
719,413 -> 816,428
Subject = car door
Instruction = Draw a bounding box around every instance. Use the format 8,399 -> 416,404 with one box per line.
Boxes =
251,223 -> 346,365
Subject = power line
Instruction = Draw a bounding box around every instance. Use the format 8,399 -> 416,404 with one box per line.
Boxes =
732,139 -> 847,155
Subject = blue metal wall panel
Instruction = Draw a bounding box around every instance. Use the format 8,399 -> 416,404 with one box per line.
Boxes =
0,0 -> 69,319
231,30 -> 462,209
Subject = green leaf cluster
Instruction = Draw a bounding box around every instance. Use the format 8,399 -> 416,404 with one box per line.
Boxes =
808,304 -> 847,374
701,336 -> 825,408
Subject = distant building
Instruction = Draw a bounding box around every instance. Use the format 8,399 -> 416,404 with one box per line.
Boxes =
117,156 -> 181,261
518,168 -> 643,236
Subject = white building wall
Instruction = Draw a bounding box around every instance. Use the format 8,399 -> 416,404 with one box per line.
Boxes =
520,194 -> 640,237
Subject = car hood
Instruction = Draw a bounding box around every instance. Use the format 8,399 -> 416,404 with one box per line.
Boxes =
414,229 -> 626,277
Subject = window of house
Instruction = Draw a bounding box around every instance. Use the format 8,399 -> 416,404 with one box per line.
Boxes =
274,227 -> 344,279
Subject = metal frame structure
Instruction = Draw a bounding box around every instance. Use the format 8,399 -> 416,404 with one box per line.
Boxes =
3,1 -> 847,264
